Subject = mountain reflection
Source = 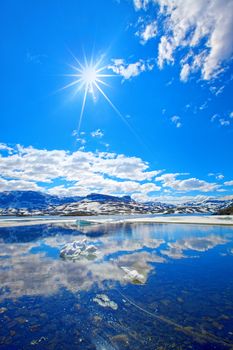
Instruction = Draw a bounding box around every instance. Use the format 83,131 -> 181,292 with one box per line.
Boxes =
0,222 -> 232,301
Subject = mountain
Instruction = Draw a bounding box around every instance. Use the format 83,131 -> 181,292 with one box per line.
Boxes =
216,205 -> 233,215
0,191 -> 82,210
0,191 -> 171,216
184,198 -> 231,209
52,197 -> 173,216
84,193 -> 132,203
162,198 -> 233,215
0,191 -> 232,216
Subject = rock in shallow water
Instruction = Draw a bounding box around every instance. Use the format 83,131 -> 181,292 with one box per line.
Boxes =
60,239 -> 98,260
93,294 -> 118,310
0,307 -> 7,314
120,266 -> 145,284
31,336 -> 47,345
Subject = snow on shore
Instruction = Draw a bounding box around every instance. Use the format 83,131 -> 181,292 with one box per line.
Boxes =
0,215 -> 232,227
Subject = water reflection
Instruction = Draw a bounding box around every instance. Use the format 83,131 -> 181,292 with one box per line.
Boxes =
0,222 -> 233,349
0,223 -> 233,301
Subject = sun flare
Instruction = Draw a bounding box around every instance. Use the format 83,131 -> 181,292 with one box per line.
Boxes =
61,54 -> 119,133
61,53 -> 143,146
82,67 -> 97,85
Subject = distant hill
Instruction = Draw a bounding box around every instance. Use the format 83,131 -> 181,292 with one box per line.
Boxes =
0,190 -> 232,216
0,190 -> 82,210
84,193 -> 132,203
0,190 -> 170,216
216,205 -> 233,215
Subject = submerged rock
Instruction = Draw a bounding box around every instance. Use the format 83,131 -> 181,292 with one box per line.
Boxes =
111,334 -> 129,347
93,294 -> 118,310
92,335 -> 117,350
60,239 -> 98,260
0,307 -> 7,314
30,336 -> 47,345
120,266 -> 145,284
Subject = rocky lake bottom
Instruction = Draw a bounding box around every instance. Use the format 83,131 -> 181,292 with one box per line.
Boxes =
0,221 -> 233,349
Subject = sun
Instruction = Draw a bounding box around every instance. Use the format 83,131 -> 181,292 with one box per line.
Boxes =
62,54 -> 114,99
78,63 -> 108,97
61,54 -> 117,133
82,66 -> 97,85
60,52 -> 141,144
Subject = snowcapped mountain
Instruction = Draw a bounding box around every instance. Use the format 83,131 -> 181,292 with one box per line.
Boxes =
52,198 -> 173,216
0,191 -> 171,216
0,191 -> 82,210
83,193 -> 132,203
180,198 -> 233,213
0,191 -> 232,216
162,198 -> 233,215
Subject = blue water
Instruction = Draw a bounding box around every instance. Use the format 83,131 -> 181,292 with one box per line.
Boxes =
0,222 -> 233,349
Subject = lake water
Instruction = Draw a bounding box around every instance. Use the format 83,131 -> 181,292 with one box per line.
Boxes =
0,221 -> 233,349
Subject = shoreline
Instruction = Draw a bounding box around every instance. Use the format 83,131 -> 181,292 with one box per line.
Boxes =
0,215 -> 233,228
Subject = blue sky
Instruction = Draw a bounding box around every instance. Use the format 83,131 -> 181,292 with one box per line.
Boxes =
0,0 -> 233,203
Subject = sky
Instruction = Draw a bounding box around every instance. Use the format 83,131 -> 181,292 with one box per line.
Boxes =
0,0 -> 233,203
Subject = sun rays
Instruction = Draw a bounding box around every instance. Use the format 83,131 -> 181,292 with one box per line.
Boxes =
60,52 -> 147,150
61,54 -> 118,134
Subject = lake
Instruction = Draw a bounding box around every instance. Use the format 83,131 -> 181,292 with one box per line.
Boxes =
0,221 -> 233,349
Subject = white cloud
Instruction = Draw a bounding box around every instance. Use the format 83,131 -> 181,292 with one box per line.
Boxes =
208,173 -> 224,180
108,58 -> 154,80
0,177 -> 42,192
180,63 -> 191,82
224,180 -> 233,186
133,0 -> 233,80
220,194 -> 233,200
90,129 -> 104,138
137,21 -> 157,44
133,0 -> 149,10
158,36 -> 174,69
131,192 -> 151,202
155,173 -> 219,192
173,178 -> 218,192
48,177 -> 161,198
0,143 -> 226,200
171,115 -> 182,128
199,101 -> 208,111
0,143 -> 13,152
211,113 -> 232,126
76,137 -> 86,145
211,114 -> 218,122
148,194 -> 210,204
210,85 -> 224,96
0,143 -> 162,198
219,118 -> 230,126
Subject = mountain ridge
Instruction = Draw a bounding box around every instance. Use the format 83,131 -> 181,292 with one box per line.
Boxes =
0,190 -> 232,216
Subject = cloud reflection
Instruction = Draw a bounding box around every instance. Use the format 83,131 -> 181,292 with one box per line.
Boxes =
0,223 -> 232,301
161,236 -> 229,259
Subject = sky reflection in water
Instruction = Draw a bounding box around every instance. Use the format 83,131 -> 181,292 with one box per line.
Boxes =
0,222 -> 233,349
